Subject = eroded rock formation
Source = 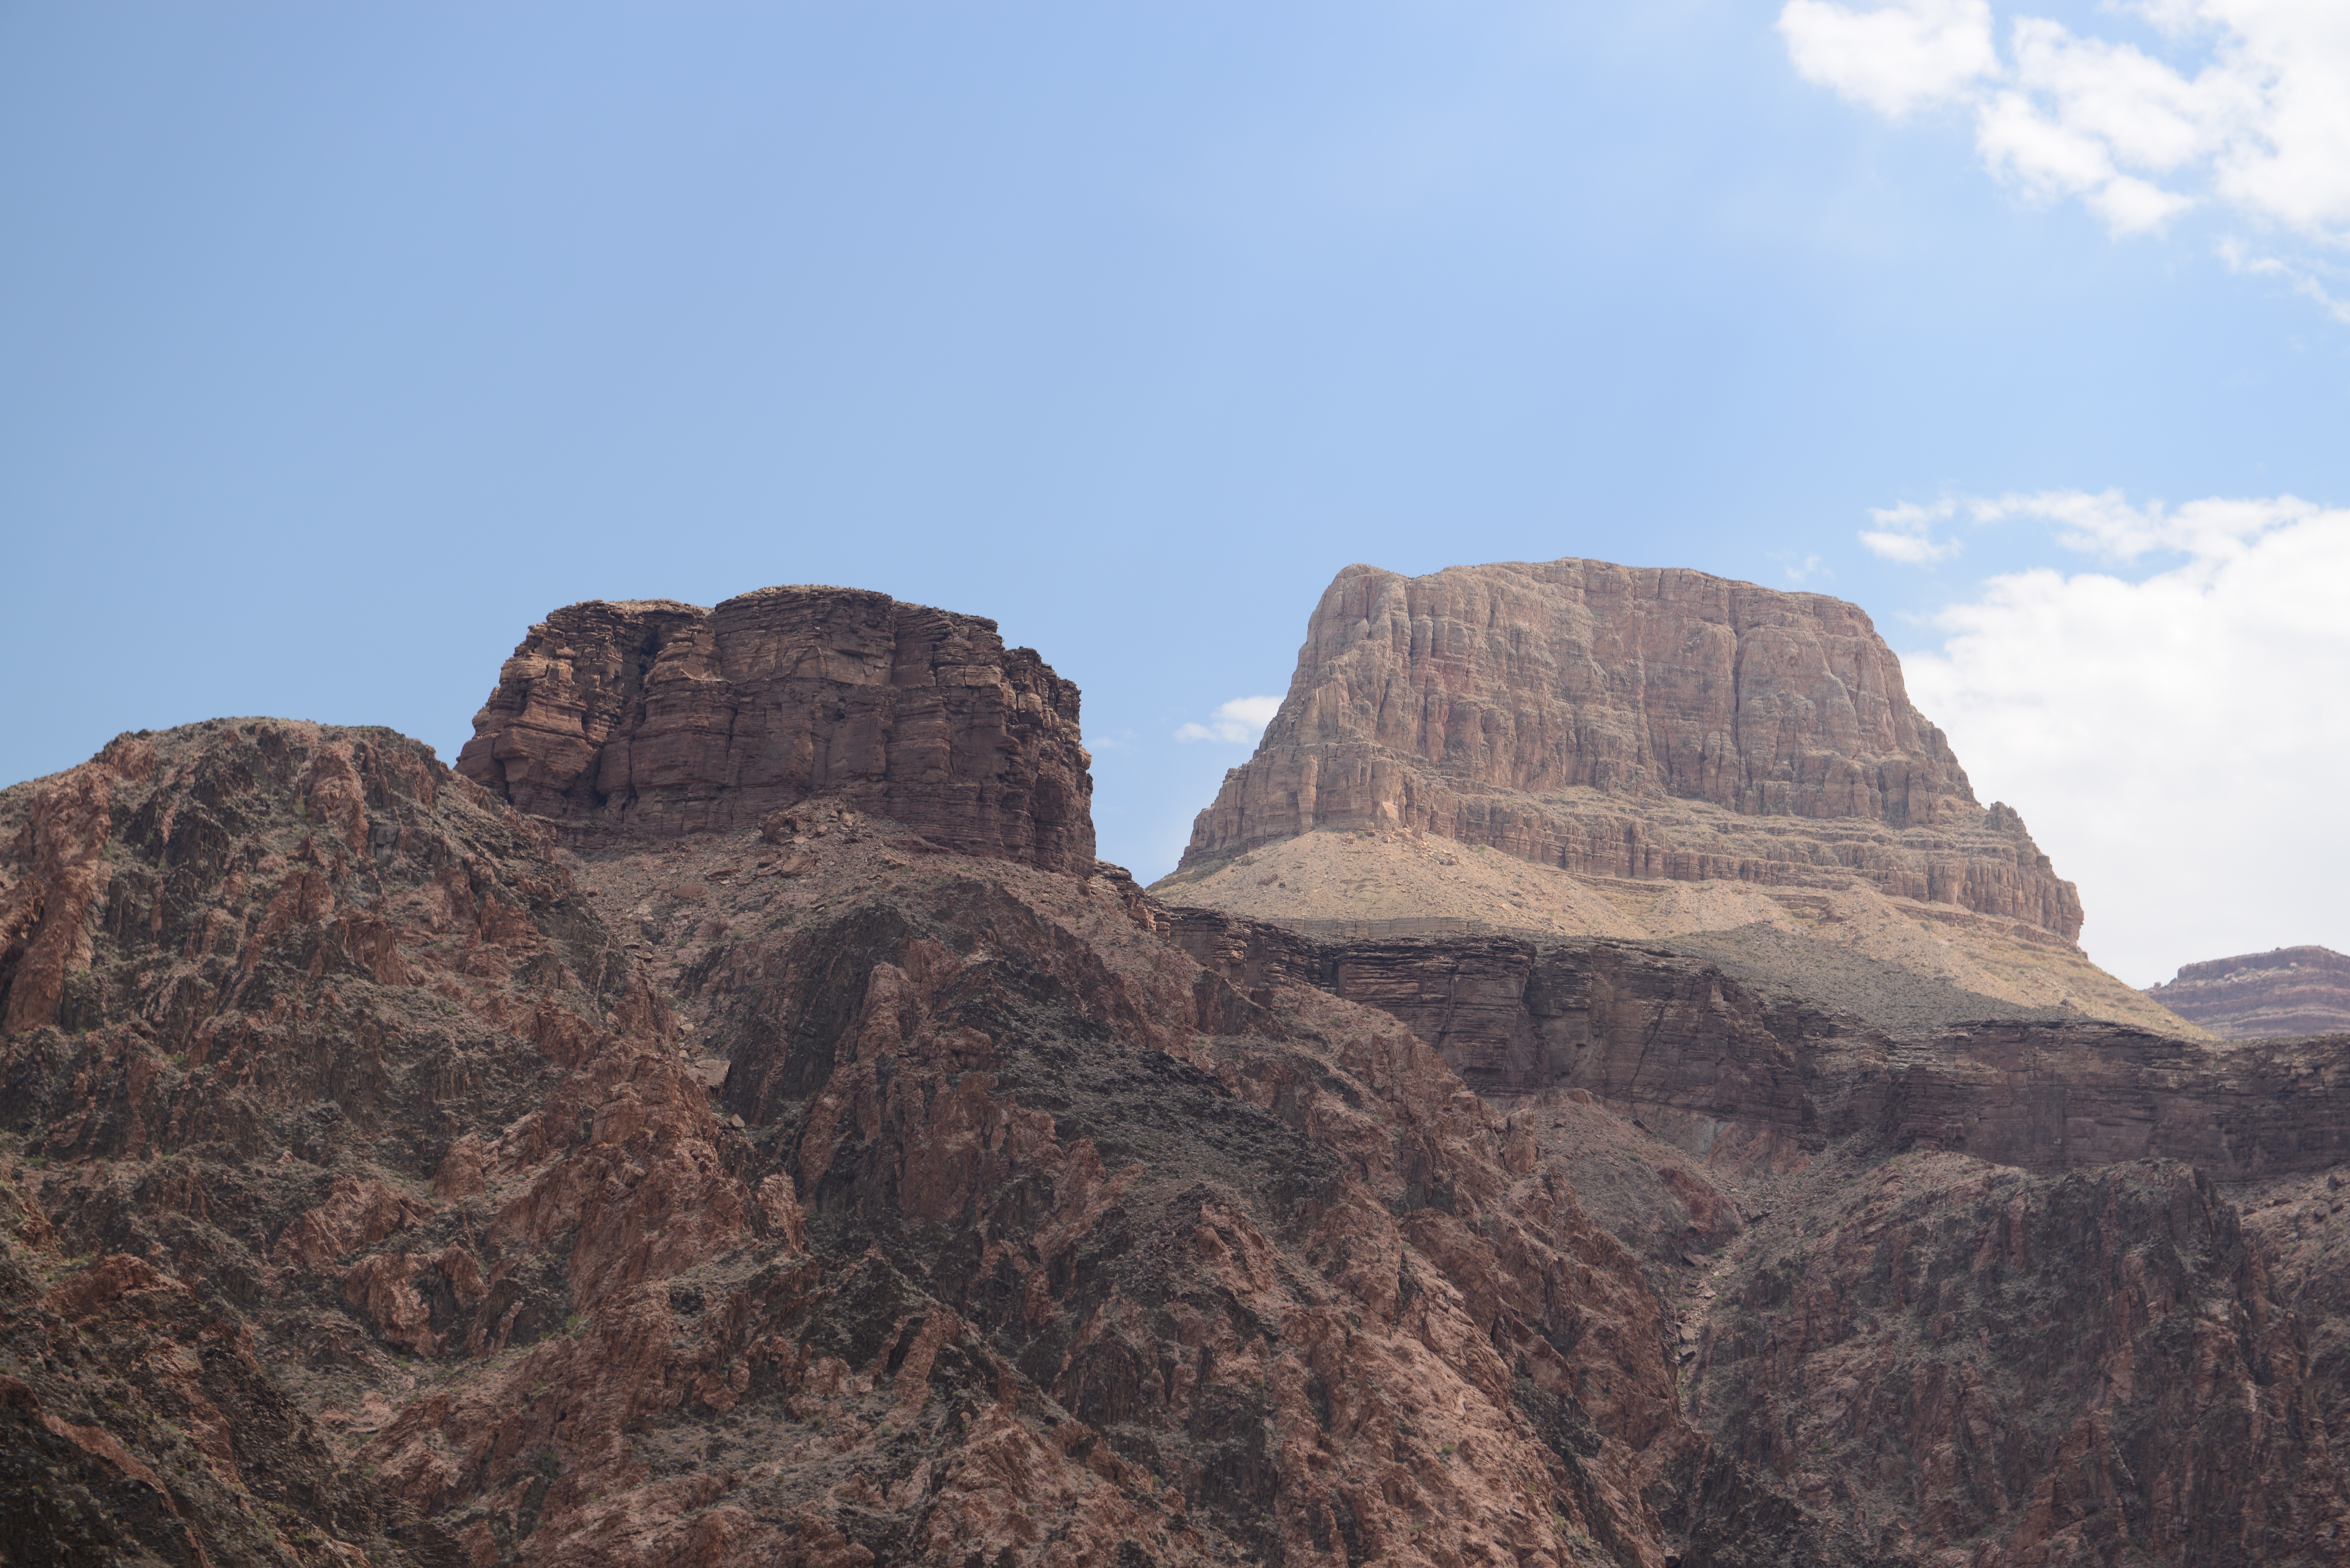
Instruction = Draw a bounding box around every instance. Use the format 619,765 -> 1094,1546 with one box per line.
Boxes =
456,587 -> 1095,872
1180,559 -> 2083,937
0,718 -> 1717,1567
9,579 -> 2350,1568
2146,945 -> 2350,1039
1168,913 -> 2350,1183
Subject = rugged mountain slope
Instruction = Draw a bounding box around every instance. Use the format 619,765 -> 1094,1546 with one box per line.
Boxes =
0,594 -> 1733,1568
2146,946 -> 2350,1039
7,580 -> 2350,1568
1169,915 -> 2350,1564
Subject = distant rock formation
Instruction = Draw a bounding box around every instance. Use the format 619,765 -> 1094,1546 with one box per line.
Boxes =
1181,558 -> 2083,937
456,586 -> 1095,872
2145,945 -> 2350,1038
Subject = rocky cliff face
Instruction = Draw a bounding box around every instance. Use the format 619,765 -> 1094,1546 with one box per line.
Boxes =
456,587 -> 1095,873
2146,946 -> 2350,1039
1180,560 -> 2082,938
1169,911 -> 2350,1564
1,716 -> 1722,1568
1168,915 -> 2350,1184
10,578 -> 2350,1568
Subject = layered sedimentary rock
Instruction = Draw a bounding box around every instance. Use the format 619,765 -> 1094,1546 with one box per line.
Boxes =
1170,909 -> 2350,1562
2146,945 -> 2350,1038
1181,559 -> 2082,937
1169,913 -> 2350,1183
456,586 -> 1095,872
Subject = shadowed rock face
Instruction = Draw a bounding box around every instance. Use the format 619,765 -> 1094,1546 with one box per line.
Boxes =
1181,559 -> 2083,937
1688,1155 -> 2350,1568
456,586 -> 1096,872
1166,912 -> 2350,1184
0,721 -> 1713,1568
2146,945 -> 2350,1039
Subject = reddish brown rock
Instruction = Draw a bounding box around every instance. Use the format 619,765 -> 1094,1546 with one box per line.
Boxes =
3,717 -> 1708,1567
1687,1156 -> 2348,1567
1169,912 -> 2350,1186
1182,559 -> 2083,936
2146,945 -> 2350,1038
455,587 -> 1095,872
12,587 -> 2350,1568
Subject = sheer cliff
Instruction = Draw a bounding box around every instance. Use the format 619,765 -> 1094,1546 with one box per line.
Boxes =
1177,559 -> 2082,938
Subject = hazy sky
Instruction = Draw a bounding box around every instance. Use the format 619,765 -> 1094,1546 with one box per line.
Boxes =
4,1 -> 2345,986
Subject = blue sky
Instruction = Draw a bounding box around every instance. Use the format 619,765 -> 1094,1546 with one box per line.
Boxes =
4,2 -> 2345,984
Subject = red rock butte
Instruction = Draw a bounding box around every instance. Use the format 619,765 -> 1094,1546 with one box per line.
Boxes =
1182,557 -> 2084,938
456,585 -> 1096,873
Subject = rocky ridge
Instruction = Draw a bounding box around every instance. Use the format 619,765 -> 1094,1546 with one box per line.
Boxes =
0,663 -> 1718,1564
7,577 -> 2350,1568
2146,946 -> 2350,1039
1178,560 -> 2083,938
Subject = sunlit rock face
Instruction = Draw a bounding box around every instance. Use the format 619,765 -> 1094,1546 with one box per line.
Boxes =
1182,558 -> 2083,938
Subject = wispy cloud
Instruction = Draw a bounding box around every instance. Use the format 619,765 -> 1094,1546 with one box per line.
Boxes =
1780,0 -> 2350,308
1783,552 -> 1833,584
2218,239 -> 2350,326
1859,498 -> 1964,563
1966,487 -> 2321,562
1175,695 -> 1284,744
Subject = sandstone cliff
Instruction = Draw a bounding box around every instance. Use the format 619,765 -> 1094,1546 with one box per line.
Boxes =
456,586 -> 1095,872
1179,559 -> 2082,938
2146,945 -> 2350,1039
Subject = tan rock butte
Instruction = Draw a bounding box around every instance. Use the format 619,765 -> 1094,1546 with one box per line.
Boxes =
1180,557 -> 2083,937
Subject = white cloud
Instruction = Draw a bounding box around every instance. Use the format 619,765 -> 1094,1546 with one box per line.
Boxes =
1781,0 -> 2350,264
1175,695 -> 1284,744
1967,486 -> 2321,560
1898,490 -> 2350,984
1784,552 -> 1833,583
1780,0 -> 1998,117
1859,498 -> 1965,562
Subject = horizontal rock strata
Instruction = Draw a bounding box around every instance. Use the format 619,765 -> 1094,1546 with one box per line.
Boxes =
456,586 -> 1095,871
2145,944 -> 2350,1038
1167,909 -> 2350,1183
1182,558 -> 2082,936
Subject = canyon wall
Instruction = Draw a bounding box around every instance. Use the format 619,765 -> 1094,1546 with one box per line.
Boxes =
1167,912 -> 2350,1184
1181,559 -> 2082,937
456,586 -> 1096,872
2145,945 -> 2350,1038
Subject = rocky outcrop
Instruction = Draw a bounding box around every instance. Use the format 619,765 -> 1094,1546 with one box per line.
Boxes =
1688,1155 -> 2347,1566
1168,912 -> 2350,1184
1,719 -> 1705,1567
1181,559 -> 2083,936
2146,945 -> 2350,1038
456,587 -> 1095,872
